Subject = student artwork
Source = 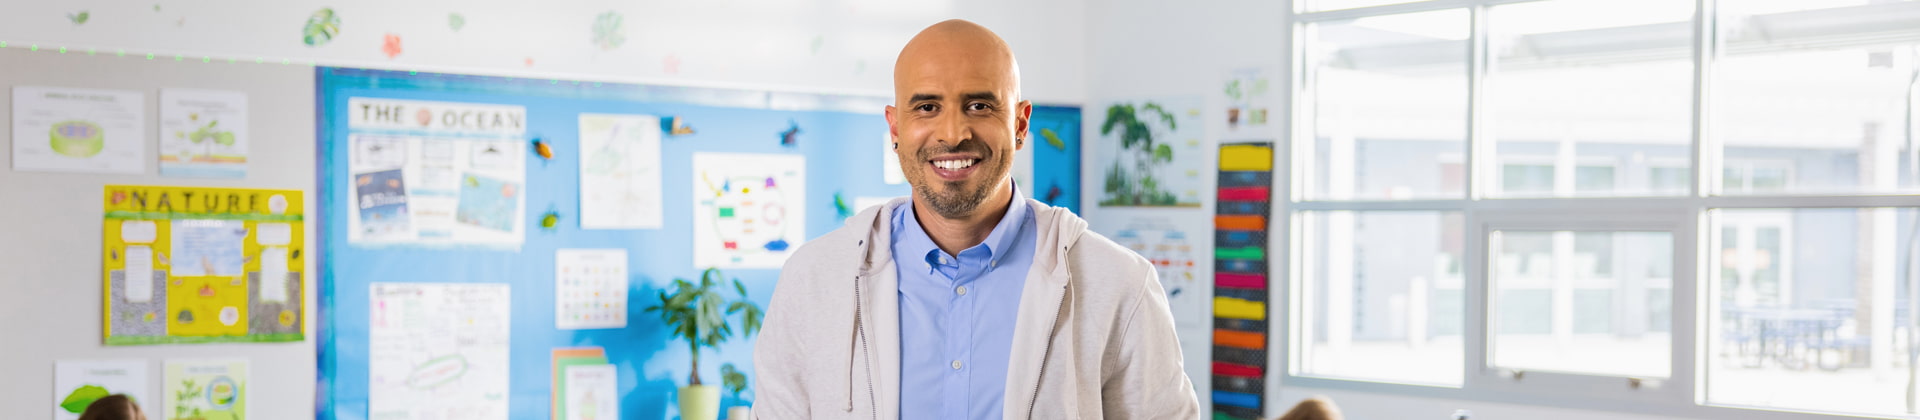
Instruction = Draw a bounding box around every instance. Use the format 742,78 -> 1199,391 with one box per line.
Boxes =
692,153 -> 805,269
592,11 -> 625,50
368,283 -> 511,420
54,360 -> 153,420
562,364 -> 619,420
1210,143 -> 1274,420
303,8 -> 339,47
660,116 -> 696,136
779,120 -> 801,148
161,359 -> 248,420
532,138 -> 554,161
1221,67 -> 1277,138
346,98 -> 527,247
12,86 -> 146,174
578,113 -> 664,229
102,185 -> 305,345
550,348 -> 607,420
159,89 -> 248,178
1094,97 -> 1208,208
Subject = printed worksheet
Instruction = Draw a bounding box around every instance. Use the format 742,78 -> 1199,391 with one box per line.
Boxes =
368,283 -> 511,420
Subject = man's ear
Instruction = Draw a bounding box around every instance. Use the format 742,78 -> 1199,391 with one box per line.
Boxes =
885,105 -> 900,145
1015,100 -> 1033,151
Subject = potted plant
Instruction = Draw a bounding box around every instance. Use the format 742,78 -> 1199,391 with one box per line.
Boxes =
720,363 -> 750,419
644,268 -> 764,420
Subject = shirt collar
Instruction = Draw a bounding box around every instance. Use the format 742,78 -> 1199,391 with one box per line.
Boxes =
893,182 -> 1030,264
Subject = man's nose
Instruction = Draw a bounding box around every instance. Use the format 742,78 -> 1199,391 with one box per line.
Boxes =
932,109 -> 971,146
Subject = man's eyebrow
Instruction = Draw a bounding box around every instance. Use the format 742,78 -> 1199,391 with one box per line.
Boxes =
908,93 -> 941,103
961,92 -> 1001,103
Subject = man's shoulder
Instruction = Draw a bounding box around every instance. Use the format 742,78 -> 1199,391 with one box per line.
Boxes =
1063,229 -> 1156,286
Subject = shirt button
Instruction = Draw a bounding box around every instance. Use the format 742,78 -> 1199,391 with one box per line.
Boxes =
990,260 -> 998,268
956,286 -> 968,296
951,360 -> 963,370
939,256 -> 949,264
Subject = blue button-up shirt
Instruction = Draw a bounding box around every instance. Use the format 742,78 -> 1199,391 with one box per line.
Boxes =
892,186 -> 1037,420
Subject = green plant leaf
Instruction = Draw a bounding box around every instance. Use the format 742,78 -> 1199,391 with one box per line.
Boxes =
59,385 -> 110,414
1153,144 -> 1174,163
1040,128 -> 1065,150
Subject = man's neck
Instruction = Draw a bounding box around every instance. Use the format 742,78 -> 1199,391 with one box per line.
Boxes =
913,184 -> 1014,256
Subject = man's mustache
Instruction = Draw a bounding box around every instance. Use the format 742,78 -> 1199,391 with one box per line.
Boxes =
913,138 -> 995,161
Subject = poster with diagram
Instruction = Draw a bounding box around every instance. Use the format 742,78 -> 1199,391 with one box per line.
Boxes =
161,359 -> 248,420
53,359 -> 152,420
345,98 -> 527,248
1093,96 -> 1209,207
368,283 -> 511,420
12,86 -> 146,174
692,153 -> 806,269
159,89 -> 249,178
102,185 -> 305,345
578,113 -> 664,229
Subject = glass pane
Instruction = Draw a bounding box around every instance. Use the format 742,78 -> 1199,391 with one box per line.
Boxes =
1715,0 -> 1920,195
1708,208 -> 1920,418
1301,0 -> 1425,13
1487,0 -> 1696,198
1491,231 -> 1674,378
1302,9 -> 1468,201
1298,211 -> 1465,385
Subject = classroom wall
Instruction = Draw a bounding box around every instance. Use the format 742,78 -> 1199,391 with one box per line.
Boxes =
0,0 -> 1088,104
0,49 -> 318,420
1083,1 -> 1694,419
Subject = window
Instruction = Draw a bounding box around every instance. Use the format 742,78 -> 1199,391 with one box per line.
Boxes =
1288,0 -> 1920,418
1301,9 -> 1468,201
1296,211 -> 1465,386
1490,231 -> 1673,378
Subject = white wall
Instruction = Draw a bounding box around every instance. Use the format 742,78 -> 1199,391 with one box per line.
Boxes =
0,0 -> 1087,104
0,49 -> 318,420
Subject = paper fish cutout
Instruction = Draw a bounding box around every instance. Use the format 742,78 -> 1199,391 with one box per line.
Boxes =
304,8 -> 340,47
661,116 -> 696,136
533,138 -> 554,160
1040,128 -> 1066,150
834,192 -> 853,220
764,239 -> 790,251
382,33 -> 403,59
1045,183 -> 1063,204
780,121 -> 801,147
540,210 -> 561,230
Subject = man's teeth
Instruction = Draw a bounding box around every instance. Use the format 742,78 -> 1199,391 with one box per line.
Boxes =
933,159 -> 978,170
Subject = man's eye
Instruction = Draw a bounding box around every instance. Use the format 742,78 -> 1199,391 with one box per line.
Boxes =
916,104 -> 937,112
968,103 -> 993,112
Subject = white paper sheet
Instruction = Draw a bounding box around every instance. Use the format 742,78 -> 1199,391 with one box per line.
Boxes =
12,86 -> 146,174
369,283 -> 511,420
53,359 -> 152,420
159,89 -> 249,178
692,153 -> 806,269
562,364 -> 619,420
578,113 -> 664,229
124,246 -> 154,303
555,249 -> 628,330
260,247 -> 290,303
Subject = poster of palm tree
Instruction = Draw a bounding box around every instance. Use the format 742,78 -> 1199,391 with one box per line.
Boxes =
1096,97 -> 1207,207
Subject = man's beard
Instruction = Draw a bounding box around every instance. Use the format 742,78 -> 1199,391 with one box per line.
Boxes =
909,139 -> 1007,219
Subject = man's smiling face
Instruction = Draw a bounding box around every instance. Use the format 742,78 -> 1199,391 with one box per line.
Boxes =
886,20 -> 1032,220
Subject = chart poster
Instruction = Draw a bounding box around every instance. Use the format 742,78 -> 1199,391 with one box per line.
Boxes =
368,283 -> 511,420
53,359 -> 153,420
578,113 -> 664,230
159,89 -> 249,178
161,359 -> 248,420
12,86 -> 146,174
345,98 -> 527,248
555,249 -> 628,330
102,185 -> 305,345
691,153 -> 805,269
1092,96 -> 1209,208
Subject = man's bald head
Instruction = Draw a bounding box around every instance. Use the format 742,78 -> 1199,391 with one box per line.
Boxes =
894,19 -> 1022,104
884,19 -> 1033,222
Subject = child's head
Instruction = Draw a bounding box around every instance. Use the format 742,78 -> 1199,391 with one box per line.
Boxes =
1277,396 -> 1343,420
78,394 -> 146,420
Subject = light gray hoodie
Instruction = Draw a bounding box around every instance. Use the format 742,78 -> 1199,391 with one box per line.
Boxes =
751,197 -> 1202,419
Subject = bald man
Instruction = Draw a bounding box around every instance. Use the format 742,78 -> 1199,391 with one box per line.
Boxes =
752,20 -> 1201,419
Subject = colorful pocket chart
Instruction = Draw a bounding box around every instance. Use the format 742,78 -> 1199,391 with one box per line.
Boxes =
1210,142 -> 1273,420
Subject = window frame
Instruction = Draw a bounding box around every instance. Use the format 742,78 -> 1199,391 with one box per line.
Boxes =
1277,0 -> 1920,419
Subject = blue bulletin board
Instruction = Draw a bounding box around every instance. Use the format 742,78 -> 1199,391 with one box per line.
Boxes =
315,67 -> 928,420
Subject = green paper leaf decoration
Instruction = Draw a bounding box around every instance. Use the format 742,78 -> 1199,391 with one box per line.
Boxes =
59,385 -> 111,414
303,8 -> 340,47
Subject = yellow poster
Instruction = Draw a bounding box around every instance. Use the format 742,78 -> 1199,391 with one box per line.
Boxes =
102,185 -> 304,345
